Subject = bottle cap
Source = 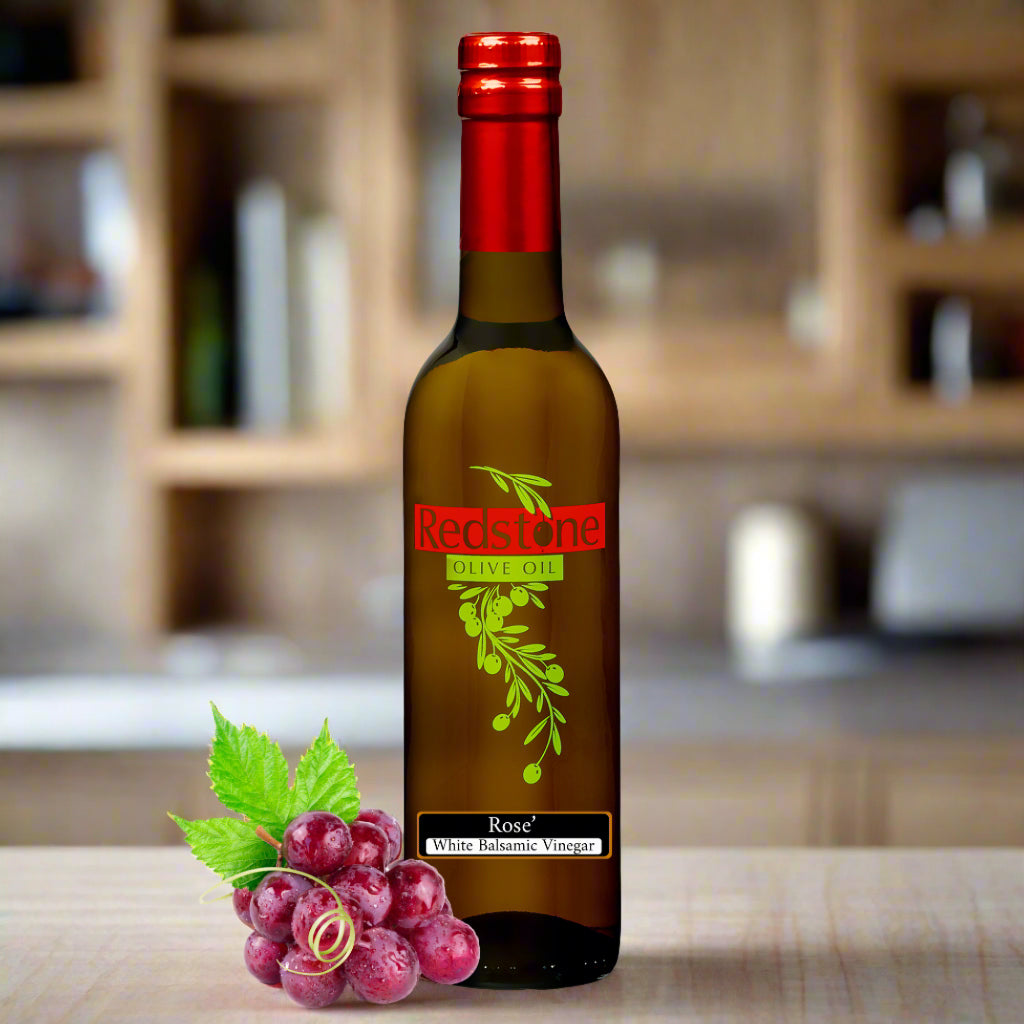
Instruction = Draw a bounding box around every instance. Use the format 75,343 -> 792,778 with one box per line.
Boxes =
458,32 -> 560,70
458,32 -> 561,118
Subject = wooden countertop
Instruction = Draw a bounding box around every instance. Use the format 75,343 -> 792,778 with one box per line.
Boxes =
2,847 -> 1022,1022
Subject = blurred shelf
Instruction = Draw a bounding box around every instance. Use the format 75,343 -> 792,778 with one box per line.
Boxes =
165,33 -> 333,98
618,385 -> 1024,451
881,228 -> 1024,289
867,25 -> 1024,86
0,83 -> 112,145
0,321 -> 122,379
150,432 -> 379,487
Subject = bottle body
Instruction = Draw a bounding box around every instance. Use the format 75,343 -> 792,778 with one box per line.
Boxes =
404,308 -> 619,988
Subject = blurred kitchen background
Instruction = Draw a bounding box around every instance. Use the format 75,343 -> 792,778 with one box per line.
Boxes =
1,0 -> 1022,850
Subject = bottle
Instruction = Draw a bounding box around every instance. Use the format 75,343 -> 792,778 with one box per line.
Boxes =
403,32 -> 619,989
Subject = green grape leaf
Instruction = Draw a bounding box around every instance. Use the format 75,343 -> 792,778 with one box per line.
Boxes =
552,726 -> 562,755
520,644 -> 546,653
529,595 -> 546,609
524,720 -> 546,745
208,704 -> 290,829
546,684 -> 569,697
168,814 -> 277,892
514,474 -> 552,488
288,719 -> 360,822
506,682 -> 516,707
171,712 -> 362,888
460,588 -> 484,600
512,482 -> 536,514
490,473 -> 510,493
553,708 -> 566,724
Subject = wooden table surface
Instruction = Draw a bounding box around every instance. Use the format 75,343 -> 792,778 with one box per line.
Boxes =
2,847 -> 1022,1023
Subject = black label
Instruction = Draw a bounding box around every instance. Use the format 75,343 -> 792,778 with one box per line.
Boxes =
417,811 -> 612,858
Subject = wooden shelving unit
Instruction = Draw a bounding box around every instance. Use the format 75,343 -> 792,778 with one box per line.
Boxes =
3,0 -> 1023,644
0,82 -> 112,144
165,32 -> 332,98
880,228 -> 1024,289
0,321 -> 122,378
867,25 -> 1024,86
151,432 -> 379,487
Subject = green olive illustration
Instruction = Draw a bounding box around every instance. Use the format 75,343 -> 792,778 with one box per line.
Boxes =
492,714 -> 510,731
483,653 -> 502,674
545,665 -> 564,683
484,613 -> 504,631
523,763 -> 542,784
493,595 -> 514,617
510,586 -> 529,607
458,603 -> 477,622
465,618 -> 482,637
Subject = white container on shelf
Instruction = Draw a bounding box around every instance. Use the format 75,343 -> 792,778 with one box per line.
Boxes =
726,502 -> 833,650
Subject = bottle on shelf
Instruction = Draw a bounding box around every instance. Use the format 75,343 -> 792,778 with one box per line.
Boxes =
403,33 -> 620,989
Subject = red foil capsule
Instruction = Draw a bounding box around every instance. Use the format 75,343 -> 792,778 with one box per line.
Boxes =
458,32 -> 561,253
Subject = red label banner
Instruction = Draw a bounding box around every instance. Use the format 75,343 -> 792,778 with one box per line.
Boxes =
414,503 -> 606,555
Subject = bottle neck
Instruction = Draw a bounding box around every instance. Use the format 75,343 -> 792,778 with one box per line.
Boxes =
458,117 -> 563,323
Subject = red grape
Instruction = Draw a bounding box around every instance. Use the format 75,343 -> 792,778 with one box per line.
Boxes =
250,871 -> 313,943
343,927 -> 420,1004
279,946 -> 347,1008
438,898 -> 453,917
385,859 -> 446,931
283,811 -> 352,877
356,808 -> 402,863
408,915 -> 480,984
243,931 -> 288,986
344,821 -> 390,870
328,863 -> 393,927
232,887 -> 253,927
291,887 -> 362,958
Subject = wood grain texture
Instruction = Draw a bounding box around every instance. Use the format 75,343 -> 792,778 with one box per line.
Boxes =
1,848 -> 1022,1022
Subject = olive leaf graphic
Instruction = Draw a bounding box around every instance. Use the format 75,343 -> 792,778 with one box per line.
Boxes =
446,466 -> 568,785
469,466 -> 552,519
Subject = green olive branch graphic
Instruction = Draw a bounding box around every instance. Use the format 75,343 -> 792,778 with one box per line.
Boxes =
451,463 -> 567,785
469,466 -> 552,519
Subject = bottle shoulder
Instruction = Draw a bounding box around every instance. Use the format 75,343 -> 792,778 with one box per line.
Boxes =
408,315 -> 616,406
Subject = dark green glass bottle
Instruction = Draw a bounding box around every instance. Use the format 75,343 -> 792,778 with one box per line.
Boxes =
403,32 -> 620,989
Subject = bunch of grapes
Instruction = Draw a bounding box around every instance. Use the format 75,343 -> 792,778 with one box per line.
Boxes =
238,808 -> 480,1008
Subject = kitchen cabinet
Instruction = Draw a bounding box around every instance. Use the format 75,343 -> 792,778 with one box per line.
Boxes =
4,737 -> 1022,848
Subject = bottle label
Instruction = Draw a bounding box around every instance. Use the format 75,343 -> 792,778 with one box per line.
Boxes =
413,465 -> 605,787
417,812 -> 612,859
